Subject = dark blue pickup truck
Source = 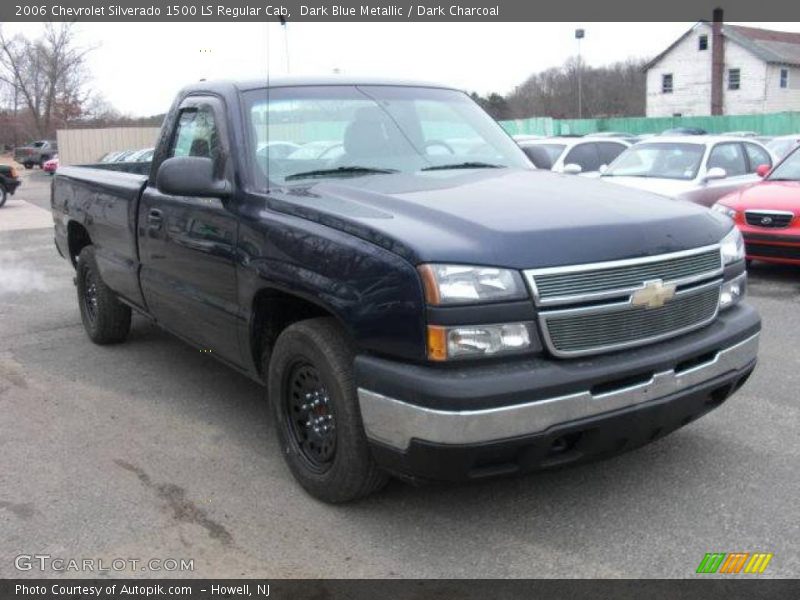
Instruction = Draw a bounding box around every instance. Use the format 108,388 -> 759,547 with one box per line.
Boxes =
52,78 -> 760,502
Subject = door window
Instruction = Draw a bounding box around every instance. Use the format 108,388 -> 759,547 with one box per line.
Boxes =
563,143 -> 602,172
707,143 -> 747,177
596,142 -> 628,166
743,143 -> 772,172
170,106 -> 220,164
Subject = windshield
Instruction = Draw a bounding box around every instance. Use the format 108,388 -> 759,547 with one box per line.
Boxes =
604,142 -> 705,180
767,146 -> 800,181
245,85 -> 531,185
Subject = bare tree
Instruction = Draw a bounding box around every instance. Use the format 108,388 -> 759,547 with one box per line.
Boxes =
0,23 -> 93,139
506,57 -> 648,120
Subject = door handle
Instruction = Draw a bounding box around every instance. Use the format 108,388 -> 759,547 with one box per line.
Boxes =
147,208 -> 163,226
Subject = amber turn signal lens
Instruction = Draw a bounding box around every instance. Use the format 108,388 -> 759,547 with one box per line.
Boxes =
427,325 -> 448,361
417,264 -> 442,305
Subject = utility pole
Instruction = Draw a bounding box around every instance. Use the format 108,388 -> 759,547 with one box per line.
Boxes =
575,28 -> 585,119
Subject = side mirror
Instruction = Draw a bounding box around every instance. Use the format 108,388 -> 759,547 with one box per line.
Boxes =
599,164 -> 608,174
703,167 -> 727,182
756,164 -> 771,177
156,156 -> 231,198
562,163 -> 583,175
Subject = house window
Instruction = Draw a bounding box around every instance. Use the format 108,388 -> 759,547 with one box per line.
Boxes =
662,73 -> 673,94
728,68 -> 741,90
699,35 -> 708,50
780,68 -> 789,89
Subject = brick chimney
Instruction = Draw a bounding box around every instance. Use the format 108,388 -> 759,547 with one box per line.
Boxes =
711,7 -> 725,115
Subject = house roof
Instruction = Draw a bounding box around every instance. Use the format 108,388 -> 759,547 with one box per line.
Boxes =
645,22 -> 800,71
724,24 -> 800,67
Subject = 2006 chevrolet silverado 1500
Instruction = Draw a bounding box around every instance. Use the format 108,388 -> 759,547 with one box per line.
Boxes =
52,78 -> 761,502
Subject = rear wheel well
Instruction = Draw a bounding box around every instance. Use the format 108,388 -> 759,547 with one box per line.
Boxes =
67,222 -> 92,267
251,289 -> 340,377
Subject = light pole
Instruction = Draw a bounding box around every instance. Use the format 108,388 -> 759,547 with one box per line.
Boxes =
575,28 -> 585,119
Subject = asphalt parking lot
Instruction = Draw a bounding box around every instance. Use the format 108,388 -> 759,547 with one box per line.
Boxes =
1,169 -> 798,579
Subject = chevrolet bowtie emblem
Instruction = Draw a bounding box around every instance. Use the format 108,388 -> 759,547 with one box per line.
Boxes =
631,279 -> 677,309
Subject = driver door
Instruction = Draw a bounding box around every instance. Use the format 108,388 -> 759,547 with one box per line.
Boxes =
138,96 -> 242,365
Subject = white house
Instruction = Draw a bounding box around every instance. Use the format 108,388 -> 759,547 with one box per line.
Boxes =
645,19 -> 800,117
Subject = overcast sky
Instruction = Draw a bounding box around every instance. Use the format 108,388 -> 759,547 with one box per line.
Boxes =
4,21 -> 800,116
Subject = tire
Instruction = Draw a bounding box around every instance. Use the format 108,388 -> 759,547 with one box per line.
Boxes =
76,246 -> 132,344
0,186 -> 6,208
267,317 -> 388,503
23,162 -> 33,170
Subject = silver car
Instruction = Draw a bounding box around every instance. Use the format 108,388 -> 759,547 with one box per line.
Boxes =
599,136 -> 775,207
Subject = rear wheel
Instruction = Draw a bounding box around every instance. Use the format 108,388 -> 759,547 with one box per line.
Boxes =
266,317 -> 388,503
76,246 -> 131,344
0,186 -> 6,208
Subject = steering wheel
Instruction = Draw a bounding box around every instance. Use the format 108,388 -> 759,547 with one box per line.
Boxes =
424,140 -> 455,155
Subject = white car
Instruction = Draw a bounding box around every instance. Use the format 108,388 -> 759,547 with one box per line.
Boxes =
766,135 -> 800,160
599,136 -> 775,207
517,136 -> 630,175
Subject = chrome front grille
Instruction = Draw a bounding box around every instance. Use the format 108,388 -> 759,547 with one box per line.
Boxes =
527,245 -> 723,307
745,210 -> 793,229
541,282 -> 721,357
525,245 -> 724,358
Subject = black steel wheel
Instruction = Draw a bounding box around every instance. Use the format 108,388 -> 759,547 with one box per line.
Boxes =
267,317 -> 388,503
76,246 -> 132,344
284,361 -> 337,473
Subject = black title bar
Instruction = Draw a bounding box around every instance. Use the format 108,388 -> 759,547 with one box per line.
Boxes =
4,0 -> 800,22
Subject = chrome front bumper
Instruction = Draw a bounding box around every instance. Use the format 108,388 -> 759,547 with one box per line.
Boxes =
358,333 -> 759,451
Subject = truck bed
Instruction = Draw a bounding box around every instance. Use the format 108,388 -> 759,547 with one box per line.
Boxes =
53,166 -> 149,308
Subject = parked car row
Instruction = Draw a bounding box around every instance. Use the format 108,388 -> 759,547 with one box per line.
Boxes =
510,128 -> 800,270
98,147 -> 155,163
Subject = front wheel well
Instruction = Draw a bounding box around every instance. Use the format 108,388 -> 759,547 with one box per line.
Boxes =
250,289 -> 342,377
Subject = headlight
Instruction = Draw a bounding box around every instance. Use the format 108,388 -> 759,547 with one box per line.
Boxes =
712,203 -> 738,220
720,227 -> 745,265
427,322 -> 534,361
418,264 -> 527,305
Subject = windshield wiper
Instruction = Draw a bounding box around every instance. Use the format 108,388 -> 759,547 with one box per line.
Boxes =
421,161 -> 503,171
285,166 -> 398,181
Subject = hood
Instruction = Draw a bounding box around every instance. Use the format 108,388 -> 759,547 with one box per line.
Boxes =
598,175 -> 696,199
721,180 -> 800,211
265,169 -> 731,269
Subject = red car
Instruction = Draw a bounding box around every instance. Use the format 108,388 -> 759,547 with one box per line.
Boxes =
43,155 -> 59,174
714,146 -> 800,266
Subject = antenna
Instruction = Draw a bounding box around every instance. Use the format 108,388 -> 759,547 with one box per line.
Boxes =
279,16 -> 290,74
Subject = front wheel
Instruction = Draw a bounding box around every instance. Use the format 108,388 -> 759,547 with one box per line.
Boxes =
23,162 -> 33,170
266,317 -> 388,503
0,186 -> 6,208
76,246 -> 132,344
